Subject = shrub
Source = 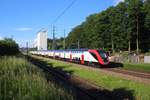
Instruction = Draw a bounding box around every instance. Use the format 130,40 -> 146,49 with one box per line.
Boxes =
0,38 -> 19,55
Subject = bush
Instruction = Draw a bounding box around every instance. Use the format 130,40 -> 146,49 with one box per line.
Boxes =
0,56 -> 73,100
0,38 -> 19,55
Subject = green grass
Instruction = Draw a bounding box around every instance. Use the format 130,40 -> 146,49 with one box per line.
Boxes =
112,51 -> 150,73
31,55 -> 150,100
0,56 -> 73,100
123,63 -> 150,73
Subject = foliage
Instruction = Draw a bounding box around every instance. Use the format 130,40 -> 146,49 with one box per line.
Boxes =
47,38 -> 64,50
0,38 -> 19,55
0,56 -> 73,100
66,0 -> 150,53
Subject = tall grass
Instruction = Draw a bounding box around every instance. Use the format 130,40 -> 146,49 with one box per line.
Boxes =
0,56 -> 73,100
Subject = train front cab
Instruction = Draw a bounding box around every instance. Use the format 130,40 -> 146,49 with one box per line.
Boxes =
88,49 -> 109,67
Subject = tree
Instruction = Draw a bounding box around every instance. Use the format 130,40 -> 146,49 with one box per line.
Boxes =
83,14 -> 100,48
142,0 -> 150,52
0,38 -> 19,55
47,39 -> 53,50
144,0 -> 150,29
66,0 -> 149,53
48,38 -> 64,50
95,10 -> 111,49
125,0 -> 144,53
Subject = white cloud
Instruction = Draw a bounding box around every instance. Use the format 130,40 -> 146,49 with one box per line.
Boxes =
15,27 -> 32,31
114,0 -> 124,5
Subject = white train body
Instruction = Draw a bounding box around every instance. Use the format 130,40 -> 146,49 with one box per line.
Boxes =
30,49 -> 109,66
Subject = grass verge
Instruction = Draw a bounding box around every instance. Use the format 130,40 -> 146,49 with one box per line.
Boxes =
0,56 -> 73,100
123,63 -> 150,73
31,55 -> 150,100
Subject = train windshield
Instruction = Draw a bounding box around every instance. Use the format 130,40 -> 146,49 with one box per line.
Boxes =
97,50 -> 107,59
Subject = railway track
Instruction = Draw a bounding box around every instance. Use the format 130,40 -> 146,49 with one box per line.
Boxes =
62,58 -> 150,81
29,57 -> 114,100
66,58 -> 150,80
28,55 -> 150,99
104,68 -> 150,80
32,55 -> 150,84
56,57 -> 150,81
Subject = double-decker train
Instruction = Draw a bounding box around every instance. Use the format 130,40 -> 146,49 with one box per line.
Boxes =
30,49 -> 109,67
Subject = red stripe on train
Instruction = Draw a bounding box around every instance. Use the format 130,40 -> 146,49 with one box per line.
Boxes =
88,49 -> 105,65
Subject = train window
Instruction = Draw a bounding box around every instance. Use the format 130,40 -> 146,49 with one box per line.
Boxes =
90,52 -> 98,61
97,50 -> 107,59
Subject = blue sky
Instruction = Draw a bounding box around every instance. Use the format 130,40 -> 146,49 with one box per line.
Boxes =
0,0 -> 123,47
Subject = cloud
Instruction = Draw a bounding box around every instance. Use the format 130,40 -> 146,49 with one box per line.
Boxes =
114,0 -> 124,5
15,27 -> 32,31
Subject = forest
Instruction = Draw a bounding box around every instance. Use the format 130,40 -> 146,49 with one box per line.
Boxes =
65,0 -> 150,53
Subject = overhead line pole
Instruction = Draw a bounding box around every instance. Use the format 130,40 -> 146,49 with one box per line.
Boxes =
78,40 -> 80,49
52,25 -> 56,50
26,42 -> 29,57
35,0 -> 76,51
64,29 -> 66,49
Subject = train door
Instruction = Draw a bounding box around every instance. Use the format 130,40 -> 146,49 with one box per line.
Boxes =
81,54 -> 84,64
70,54 -> 72,62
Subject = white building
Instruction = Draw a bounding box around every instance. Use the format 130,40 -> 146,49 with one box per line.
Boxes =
33,38 -> 37,48
37,30 -> 47,51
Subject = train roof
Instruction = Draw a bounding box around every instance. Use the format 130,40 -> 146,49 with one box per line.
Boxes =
37,49 -> 88,52
36,48 -> 104,52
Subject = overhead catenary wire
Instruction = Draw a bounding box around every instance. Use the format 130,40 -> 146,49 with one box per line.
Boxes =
37,0 -> 77,36
51,0 -> 77,24
34,0 -> 77,50
50,0 -> 77,49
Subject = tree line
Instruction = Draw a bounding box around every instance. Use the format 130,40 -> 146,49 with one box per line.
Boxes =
47,38 -> 65,50
0,38 -> 19,55
65,0 -> 150,53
